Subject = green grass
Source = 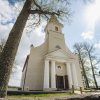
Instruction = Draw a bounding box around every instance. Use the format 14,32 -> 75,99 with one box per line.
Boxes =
8,92 -> 73,98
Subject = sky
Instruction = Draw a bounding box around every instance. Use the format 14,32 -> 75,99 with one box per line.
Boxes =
0,0 -> 100,87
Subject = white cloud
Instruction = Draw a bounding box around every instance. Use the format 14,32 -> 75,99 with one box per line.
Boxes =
28,22 -> 46,46
0,0 -> 24,39
84,0 -> 100,30
0,0 -> 24,23
81,31 -> 94,40
9,65 -> 22,86
0,0 -> 13,22
0,23 -> 13,39
94,41 -> 100,49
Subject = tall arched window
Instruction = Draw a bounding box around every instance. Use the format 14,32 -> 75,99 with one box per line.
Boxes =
56,45 -> 61,49
55,26 -> 58,31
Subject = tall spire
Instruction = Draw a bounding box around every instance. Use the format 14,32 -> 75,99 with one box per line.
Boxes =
48,15 -> 63,27
49,15 -> 59,23
44,15 -> 63,34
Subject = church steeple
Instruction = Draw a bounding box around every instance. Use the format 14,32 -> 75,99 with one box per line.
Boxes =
49,15 -> 60,23
44,15 -> 66,52
44,15 -> 63,34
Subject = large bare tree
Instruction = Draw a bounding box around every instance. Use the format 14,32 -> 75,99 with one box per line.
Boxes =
83,43 -> 99,89
74,43 -> 90,88
74,42 -> 99,89
0,0 -> 70,97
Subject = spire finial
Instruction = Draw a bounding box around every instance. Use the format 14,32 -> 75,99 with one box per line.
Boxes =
49,15 -> 58,23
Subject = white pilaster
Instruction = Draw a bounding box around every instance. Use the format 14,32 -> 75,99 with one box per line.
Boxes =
66,62 -> 73,89
72,63 -> 78,88
51,60 -> 56,89
43,59 -> 49,89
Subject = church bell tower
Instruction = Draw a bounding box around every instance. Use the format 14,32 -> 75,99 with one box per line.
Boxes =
44,15 -> 66,52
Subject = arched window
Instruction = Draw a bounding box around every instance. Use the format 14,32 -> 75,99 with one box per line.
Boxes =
55,26 -> 58,31
56,45 -> 61,49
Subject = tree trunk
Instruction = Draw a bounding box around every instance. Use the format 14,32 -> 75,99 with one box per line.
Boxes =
89,54 -> 98,89
0,0 -> 32,97
78,52 -> 90,88
81,61 -> 90,88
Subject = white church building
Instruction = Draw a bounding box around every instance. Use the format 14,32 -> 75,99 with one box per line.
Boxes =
21,15 -> 83,91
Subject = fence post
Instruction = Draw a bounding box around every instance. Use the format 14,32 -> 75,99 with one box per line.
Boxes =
72,85 -> 74,93
80,87 -> 82,94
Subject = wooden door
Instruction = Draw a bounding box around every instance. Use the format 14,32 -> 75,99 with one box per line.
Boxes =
64,75 -> 69,90
56,76 -> 64,90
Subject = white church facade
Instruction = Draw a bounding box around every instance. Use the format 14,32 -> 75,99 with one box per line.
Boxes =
21,15 -> 83,91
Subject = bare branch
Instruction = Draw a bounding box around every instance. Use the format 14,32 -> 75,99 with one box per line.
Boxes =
29,9 -> 60,16
33,0 -> 42,10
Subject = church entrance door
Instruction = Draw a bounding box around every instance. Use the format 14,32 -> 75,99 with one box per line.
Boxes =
64,75 -> 69,90
56,75 -> 69,90
56,76 -> 64,90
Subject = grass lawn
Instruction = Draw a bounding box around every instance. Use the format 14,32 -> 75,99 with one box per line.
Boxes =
8,92 -> 74,98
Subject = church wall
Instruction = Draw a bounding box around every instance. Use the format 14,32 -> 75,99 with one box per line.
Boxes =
47,23 -> 62,34
21,63 -> 27,90
70,54 -> 83,89
75,55 -> 83,88
48,31 -> 66,52
46,23 -> 73,56
23,42 -> 48,91
25,51 -> 43,90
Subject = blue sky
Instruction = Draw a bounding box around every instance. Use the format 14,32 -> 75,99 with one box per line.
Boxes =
64,0 -> 100,50
0,0 -> 100,86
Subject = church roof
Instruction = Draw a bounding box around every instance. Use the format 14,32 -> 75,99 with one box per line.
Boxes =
45,49 -> 75,60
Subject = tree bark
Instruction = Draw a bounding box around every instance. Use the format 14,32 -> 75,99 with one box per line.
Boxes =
89,53 -> 98,89
0,0 -> 32,97
81,60 -> 90,88
78,52 -> 90,88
